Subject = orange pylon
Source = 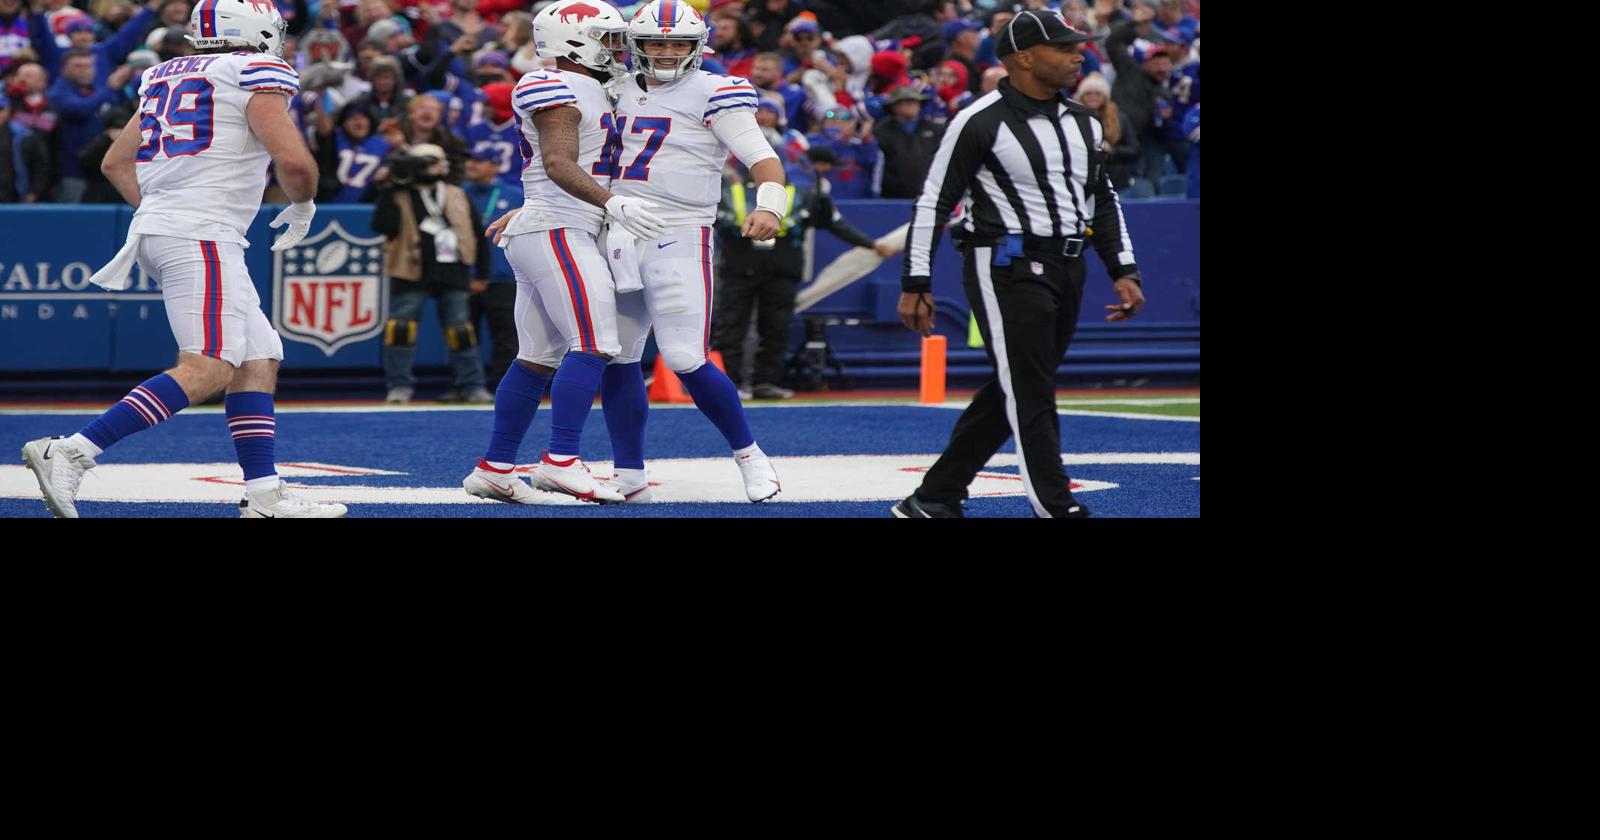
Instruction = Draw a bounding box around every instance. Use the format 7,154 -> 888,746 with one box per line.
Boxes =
920,335 -> 947,405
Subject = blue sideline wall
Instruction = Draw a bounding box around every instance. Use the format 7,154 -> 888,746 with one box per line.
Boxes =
0,200 -> 1197,374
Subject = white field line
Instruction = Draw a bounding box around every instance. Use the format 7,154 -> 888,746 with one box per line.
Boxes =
0,452 -> 1197,505
1057,409 -> 1199,423
1055,398 -> 1199,405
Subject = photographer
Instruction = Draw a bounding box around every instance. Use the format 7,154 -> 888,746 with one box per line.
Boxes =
390,93 -> 467,184
371,143 -> 492,405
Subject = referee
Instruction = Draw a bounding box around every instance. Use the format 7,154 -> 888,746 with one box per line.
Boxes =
892,10 -> 1147,519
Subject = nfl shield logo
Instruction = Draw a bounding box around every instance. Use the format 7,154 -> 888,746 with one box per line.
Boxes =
1030,261 -> 1044,275
613,248 -> 622,260
272,221 -> 386,356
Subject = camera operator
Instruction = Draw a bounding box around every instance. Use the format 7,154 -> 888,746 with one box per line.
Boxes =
371,143 -> 492,405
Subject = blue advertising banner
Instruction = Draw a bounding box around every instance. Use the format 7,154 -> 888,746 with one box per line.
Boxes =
0,206 -> 139,370
1,199 -> 1197,373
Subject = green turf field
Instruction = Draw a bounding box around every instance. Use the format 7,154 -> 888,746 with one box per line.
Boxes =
1056,398 -> 1200,419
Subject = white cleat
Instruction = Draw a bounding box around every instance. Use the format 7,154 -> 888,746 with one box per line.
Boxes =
735,447 -> 780,503
463,467 -> 586,505
533,453 -> 625,503
21,436 -> 96,518
239,479 -> 349,518
597,470 -> 654,503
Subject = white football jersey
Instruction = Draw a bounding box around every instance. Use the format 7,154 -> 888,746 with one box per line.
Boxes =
129,51 -> 300,244
611,70 -> 759,228
503,68 -> 613,238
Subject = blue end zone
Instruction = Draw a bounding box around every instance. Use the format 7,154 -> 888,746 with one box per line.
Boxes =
2,405 -> 1199,518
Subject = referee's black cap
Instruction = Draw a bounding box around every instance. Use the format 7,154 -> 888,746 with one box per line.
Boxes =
994,10 -> 1104,59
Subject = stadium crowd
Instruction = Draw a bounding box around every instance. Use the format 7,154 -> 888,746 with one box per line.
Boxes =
0,0 -> 1200,206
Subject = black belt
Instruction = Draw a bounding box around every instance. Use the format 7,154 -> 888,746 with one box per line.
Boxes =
962,234 -> 1088,258
1023,234 -> 1088,258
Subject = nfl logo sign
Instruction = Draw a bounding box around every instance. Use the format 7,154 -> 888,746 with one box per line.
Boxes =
272,221 -> 386,356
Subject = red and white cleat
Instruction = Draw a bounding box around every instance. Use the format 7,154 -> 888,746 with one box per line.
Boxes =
533,453 -> 625,503
463,463 -> 586,505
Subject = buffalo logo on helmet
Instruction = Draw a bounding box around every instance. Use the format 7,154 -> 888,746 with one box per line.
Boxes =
559,3 -> 602,24
247,0 -> 274,14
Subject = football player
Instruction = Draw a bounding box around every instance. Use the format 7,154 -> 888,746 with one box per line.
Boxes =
464,0 -> 666,504
20,0 -> 347,519
596,0 -> 788,503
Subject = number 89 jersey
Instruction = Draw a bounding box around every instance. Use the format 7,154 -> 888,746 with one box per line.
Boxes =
129,51 -> 300,245
608,71 -> 760,228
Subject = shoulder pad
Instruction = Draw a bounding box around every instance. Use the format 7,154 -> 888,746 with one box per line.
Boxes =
235,54 -> 300,97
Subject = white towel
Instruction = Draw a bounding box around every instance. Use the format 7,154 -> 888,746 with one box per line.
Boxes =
599,223 -> 644,293
89,234 -> 142,291
794,222 -> 908,313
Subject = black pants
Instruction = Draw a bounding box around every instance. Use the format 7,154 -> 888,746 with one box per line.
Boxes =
918,244 -> 1087,518
471,283 -> 518,389
715,263 -> 800,387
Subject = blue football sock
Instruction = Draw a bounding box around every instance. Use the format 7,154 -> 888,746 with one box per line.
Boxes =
225,391 -> 277,482
601,362 -> 648,470
546,352 -> 607,456
78,373 -> 191,453
484,361 -> 551,466
678,363 -> 755,451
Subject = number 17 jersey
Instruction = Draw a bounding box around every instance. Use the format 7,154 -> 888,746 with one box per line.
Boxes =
609,71 -> 760,229
130,51 -> 301,245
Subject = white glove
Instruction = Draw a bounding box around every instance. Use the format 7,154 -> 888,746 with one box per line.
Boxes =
270,200 -> 316,251
604,194 -> 666,241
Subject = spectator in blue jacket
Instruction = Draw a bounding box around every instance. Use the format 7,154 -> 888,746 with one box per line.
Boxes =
1156,0 -> 1199,43
46,49 -> 130,203
974,7 -> 1011,70
805,105 -> 879,199
748,51 -> 807,133
314,100 -> 392,203
30,0 -> 158,86
940,17 -> 983,94
1166,30 -> 1198,135
756,97 -> 813,188
461,147 -> 520,388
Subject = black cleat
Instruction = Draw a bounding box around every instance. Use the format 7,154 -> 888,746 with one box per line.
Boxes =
1058,498 -> 1092,518
891,493 -> 965,519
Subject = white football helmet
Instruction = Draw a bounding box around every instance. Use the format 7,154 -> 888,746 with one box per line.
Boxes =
534,1 -> 628,79
186,0 -> 288,58
627,0 -> 708,82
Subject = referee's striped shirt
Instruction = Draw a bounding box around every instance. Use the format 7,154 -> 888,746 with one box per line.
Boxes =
901,78 -> 1140,291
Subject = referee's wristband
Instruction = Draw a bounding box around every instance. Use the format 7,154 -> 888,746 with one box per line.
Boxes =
1114,272 -> 1141,286
902,276 -> 932,294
